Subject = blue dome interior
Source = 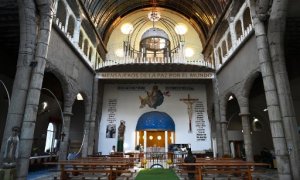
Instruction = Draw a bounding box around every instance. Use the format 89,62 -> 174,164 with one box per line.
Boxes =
136,111 -> 175,131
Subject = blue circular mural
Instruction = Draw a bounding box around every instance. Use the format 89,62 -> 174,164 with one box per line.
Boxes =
136,111 -> 175,131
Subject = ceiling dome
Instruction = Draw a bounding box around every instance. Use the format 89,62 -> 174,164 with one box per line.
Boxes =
141,28 -> 169,40
136,111 -> 175,131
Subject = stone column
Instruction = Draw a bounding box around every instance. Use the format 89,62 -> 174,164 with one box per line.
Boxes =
220,121 -> 230,156
215,122 -> 223,157
268,0 -> 300,178
82,100 -> 92,158
239,97 -> 253,161
58,108 -> 73,161
0,0 -> 36,165
240,113 -> 253,161
220,98 -> 230,156
88,77 -> 99,155
249,0 -> 292,179
17,0 -> 54,178
213,79 -> 223,157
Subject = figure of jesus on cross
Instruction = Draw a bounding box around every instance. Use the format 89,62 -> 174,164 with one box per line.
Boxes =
180,94 -> 199,133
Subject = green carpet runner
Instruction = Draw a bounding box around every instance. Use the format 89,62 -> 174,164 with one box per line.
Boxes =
135,168 -> 180,180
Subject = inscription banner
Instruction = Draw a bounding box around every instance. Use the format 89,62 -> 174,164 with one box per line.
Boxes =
97,72 -> 214,79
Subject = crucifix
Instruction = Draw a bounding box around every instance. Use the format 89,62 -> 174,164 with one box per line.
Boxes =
180,94 -> 199,133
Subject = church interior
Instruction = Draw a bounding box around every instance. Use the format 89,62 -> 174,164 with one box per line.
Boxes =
0,0 -> 300,179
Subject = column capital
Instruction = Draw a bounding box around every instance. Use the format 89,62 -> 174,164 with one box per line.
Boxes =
63,111 -> 73,116
239,112 -> 250,116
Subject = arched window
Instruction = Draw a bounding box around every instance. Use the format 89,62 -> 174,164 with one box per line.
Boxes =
56,1 -> 67,27
218,47 -> 222,64
79,30 -> 83,48
44,123 -> 56,153
89,47 -> 93,61
227,34 -> 232,50
243,8 -> 252,30
67,16 -> 75,38
83,39 -> 89,56
222,41 -> 227,57
235,20 -> 243,40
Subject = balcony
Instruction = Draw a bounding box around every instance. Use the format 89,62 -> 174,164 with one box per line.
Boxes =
97,49 -> 214,73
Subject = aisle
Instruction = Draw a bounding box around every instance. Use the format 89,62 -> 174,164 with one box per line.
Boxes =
135,168 -> 180,180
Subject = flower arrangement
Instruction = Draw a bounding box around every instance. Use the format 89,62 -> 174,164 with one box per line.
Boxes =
167,159 -> 172,164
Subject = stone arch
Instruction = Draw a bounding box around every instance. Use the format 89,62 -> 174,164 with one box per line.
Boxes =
76,90 -> 92,110
219,92 -> 238,121
242,71 -> 261,98
45,64 -> 69,102
56,0 -> 67,27
45,63 -> 78,109
224,93 -> 240,124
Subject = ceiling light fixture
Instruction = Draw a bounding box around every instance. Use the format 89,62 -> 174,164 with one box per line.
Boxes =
184,47 -> 194,57
148,0 -> 160,27
175,23 -> 187,35
121,23 -> 133,34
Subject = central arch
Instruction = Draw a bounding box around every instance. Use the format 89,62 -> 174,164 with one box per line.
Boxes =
136,111 -> 175,153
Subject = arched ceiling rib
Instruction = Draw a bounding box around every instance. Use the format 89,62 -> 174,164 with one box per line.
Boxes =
80,0 -> 230,44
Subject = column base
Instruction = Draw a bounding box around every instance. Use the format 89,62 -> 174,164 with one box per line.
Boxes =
0,168 -> 16,180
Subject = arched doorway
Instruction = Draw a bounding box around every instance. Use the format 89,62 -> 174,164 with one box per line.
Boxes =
136,111 -> 175,153
226,94 -> 244,159
249,75 -> 274,165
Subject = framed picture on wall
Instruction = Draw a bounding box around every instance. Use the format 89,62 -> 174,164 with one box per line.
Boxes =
106,124 -> 116,138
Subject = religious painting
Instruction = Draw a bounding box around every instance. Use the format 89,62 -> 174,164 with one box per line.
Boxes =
139,85 -> 169,109
106,124 -> 116,138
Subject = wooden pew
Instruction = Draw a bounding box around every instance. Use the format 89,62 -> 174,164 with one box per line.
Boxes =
44,160 -> 135,180
178,161 -> 269,180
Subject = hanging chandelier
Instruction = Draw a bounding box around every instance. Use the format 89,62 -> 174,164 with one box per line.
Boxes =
148,0 -> 160,22
148,10 -> 161,22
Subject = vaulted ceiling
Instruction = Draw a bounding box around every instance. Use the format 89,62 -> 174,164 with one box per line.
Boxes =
80,0 -> 231,44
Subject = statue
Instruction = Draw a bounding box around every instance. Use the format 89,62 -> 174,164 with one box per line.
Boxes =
3,126 -> 20,169
117,120 -> 126,152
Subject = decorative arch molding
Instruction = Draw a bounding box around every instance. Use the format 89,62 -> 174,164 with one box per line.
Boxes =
242,71 -> 261,98
45,62 -> 79,108
77,90 -> 92,113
